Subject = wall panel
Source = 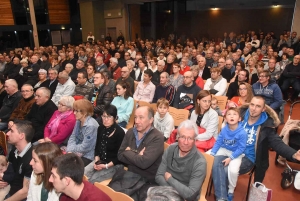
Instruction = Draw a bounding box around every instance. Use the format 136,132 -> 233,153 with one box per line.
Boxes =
48,0 -> 70,24
0,0 -> 14,25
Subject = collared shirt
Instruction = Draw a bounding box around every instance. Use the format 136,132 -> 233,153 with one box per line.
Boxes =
133,81 -> 155,103
14,142 -> 32,158
133,126 -> 153,147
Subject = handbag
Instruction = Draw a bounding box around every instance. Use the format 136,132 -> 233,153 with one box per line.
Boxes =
248,182 -> 272,201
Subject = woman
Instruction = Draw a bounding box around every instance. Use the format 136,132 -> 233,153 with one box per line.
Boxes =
276,53 -> 290,71
148,57 -> 158,73
34,69 -> 48,90
66,99 -> 99,166
87,64 -> 95,84
230,82 -> 253,106
190,65 -> 204,89
84,105 -> 125,184
169,63 -> 183,90
27,142 -> 62,201
86,51 -> 96,66
58,52 -> 68,72
111,81 -> 134,128
190,90 -> 219,151
245,56 -> 258,84
126,60 -> 136,79
203,67 -> 227,96
230,60 -> 245,83
133,69 -> 155,103
127,44 -> 136,59
40,96 -> 76,145
103,48 -> 111,66
49,56 -> 60,71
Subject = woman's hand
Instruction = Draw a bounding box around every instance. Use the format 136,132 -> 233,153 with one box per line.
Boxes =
38,139 -> 45,143
45,137 -> 52,142
94,164 -> 106,171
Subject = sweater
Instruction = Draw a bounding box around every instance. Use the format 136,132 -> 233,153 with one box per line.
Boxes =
203,77 -> 228,96
9,95 -> 35,121
211,123 -> 247,159
111,96 -> 134,123
155,143 -> 207,201
152,84 -> 176,105
66,116 -> 99,160
173,82 -> 201,109
153,112 -> 175,138
73,82 -> 93,99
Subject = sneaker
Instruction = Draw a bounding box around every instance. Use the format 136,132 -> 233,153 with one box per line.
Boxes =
228,193 -> 234,201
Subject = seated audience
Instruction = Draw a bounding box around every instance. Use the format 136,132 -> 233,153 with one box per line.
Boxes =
39,69 -> 59,98
73,71 -> 93,100
108,57 -> 121,80
229,60 -> 245,83
86,64 -> 95,84
126,60 -> 136,80
211,97 -> 222,116
179,57 -> 190,75
40,96 -> 76,145
24,55 -> 40,86
0,78 -> 7,109
190,90 -> 219,152
197,56 -> 211,80
226,69 -> 249,100
190,65 -> 205,89
146,186 -> 184,201
95,56 -> 106,72
50,153 -> 111,201
111,81 -> 134,128
133,69 -> 156,103
204,67 -> 227,96
156,120 -> 207,200
102,70 -> 115,94
173,71 -> 201,110
84,105 -> 125,183
66,99 -> 99,166
69,59 -> 86,84
33,69 -> 48,91
153,98 -> 174,141
135,58 -> 148,81
27,142 -> 62,200
115,66 -> 135,95
152,72 -> 176,105
0,79 -> 22,130
26,87 -> 57,142
0,155 -> 13,200
52,71 -> 75,106
231,82 -> 254,107
245,56 -> 258,84
169,63 -> 184,90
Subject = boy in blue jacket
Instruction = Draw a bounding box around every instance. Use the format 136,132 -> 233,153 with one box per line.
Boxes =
211,107 -> 247,201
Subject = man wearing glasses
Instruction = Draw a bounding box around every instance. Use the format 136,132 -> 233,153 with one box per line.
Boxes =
155,120 -> 207,201
115,66 -> 134,95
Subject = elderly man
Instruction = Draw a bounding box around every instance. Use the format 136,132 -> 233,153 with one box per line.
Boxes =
73,71 -> 93,100
52,71 -> 75,105
152,72 -> 175,105
152,60 -> 166,86
67,51 -> 78,68
25,55 -> 40,86
118,106 -> 164,198
0,79 -> 22,130
95,56 -> 107,72
40,52 -> 51,71
173,71 -> 201,110
50,153 -> 111,201
115,66 -> 135,95
39,69 -> 59,98
7,57 -> 21,80
156,120 -> 207,201
263,58 -> 281,81
220,59 -> 235,83
69,59 -> 87,84
197,56 -> 211,80
109,57 -> 121,80
179,57 -> 190,75
26,87 -> 57,142
205,50 -> 214,67
1,120 -> 34,200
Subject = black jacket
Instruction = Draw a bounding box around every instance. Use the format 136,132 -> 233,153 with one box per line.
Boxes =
89,84 -> 113,116
0,91 -> 22,122
39,79 -> 59,98
201,66 -> 211,80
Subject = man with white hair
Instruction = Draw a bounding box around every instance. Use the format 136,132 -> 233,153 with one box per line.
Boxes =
152,60 -> 166,85
109,57 -> 121,80
69,59 -> 87,84
51,71 -> 75,105
152,72 -> 175,105
156,120 -> 207,201
95,56 -> 107,72
0,79 -> 22,130
197,56 -> 211,80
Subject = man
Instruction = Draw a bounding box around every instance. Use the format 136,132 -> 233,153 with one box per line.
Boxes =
218,58 -> 232,83
191,49 -> 198,65
179,57 -> 190,75
152,60 -> 165,85
226,69 -> 249,100
197,56 -> 211,80
0,79 -> 22,130
263,33 -> 274,47
155,120 -> 207,200
115,52 -> 126,68
69,59 -> 87,84
252,70 -> 283,113
0,54 -> 6,74
7,57 -> 21,80
118,106 -> 164,190
115,66 -> 135,95
241,47 -> 251,64
205,50 -> 214,68
173,71 -> 201,110
95,56 -> 107,72
108,57 -> 121,80
287,31 -> 298,49
49,153 -> 111,201
250,34 -> 260,51
231,53 -> 242,66
73,71 -> 93,100
280,55 -> 300,102
67,51 -> 78,68
264,58 -> 281,80
211,53 -> 219,68
212,96 -> 300,201
1,120 -> 33,200
39,69 -> 59,98
51,71 -> 75,106
25,55 -> 41,86
152,72 -> 176,105
26,87 -> 57,142
40,52 -> 51,71
102,70 -> 115,94
78,50 -> 87,63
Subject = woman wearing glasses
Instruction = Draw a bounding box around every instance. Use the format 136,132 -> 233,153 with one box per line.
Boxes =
84,104 -> 125,183
66,99 -> 99,166
40,96 -> 76,145
230,82 -> 253,107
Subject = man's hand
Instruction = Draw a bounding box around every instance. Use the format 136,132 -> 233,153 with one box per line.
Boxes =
222,158 -> 231,166
164,172 -> 172,181
0,181 -> 8,188
293,150 -> 300,161
125,147 -> 131,151
8,121 -> 14,129
139,147 -> 146,156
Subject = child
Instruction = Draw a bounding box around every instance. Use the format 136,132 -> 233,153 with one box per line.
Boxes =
211,97 -> 223,116
0,155 -> 14,200
210,107 -> 247,201
153,98 -> 175,141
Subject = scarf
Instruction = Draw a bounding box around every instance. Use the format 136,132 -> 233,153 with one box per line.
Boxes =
99,124 -> 116,161
47,110 -> 73,138
209,75 -> 223,89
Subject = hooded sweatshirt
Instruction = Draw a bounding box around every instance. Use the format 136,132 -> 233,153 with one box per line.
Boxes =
241,109 -> 268,163
211,122 -> 247,159
252,79 -> 283,111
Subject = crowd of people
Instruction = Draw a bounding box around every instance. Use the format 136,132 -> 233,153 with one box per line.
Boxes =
0,29 -> 299,201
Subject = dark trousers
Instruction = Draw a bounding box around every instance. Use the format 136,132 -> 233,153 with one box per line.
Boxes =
281,78 -> 300,99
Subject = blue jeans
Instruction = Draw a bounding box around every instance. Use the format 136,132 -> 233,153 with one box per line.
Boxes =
212,155 -> 254,200
118,121 -> 127,128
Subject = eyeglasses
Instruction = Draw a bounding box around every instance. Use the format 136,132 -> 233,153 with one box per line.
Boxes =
178,135 -> 194,142
58,102 -> 66,107
101,115 -> 113,120
183,76 -> 192,79
21,90 -> 32,93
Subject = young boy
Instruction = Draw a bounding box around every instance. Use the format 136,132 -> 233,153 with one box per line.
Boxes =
211,97 -> 223,116
153,98 -> 175,141
0,155 -> 14,200
210,107 -> 247,201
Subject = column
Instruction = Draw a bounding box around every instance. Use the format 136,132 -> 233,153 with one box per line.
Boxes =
151,2 -> 156,40
291,0 -> 300,34
28,0 -> 39,48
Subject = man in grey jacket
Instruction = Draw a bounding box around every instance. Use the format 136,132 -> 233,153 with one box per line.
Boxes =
155,120 -> 207,201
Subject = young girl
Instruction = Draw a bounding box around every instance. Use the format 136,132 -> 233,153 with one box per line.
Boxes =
0,155 -> 13,200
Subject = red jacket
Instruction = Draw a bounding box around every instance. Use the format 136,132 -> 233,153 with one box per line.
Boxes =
111,67 -> 121,80
195,76 -> 204,89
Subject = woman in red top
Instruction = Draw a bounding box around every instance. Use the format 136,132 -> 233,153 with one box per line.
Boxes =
230,82 -> 253,106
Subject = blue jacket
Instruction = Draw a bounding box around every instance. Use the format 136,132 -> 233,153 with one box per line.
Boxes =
211,122 -> 247,159
252,79 -> 283,111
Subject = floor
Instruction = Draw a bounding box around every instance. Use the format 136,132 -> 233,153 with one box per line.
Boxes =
207,101 -> 300,201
